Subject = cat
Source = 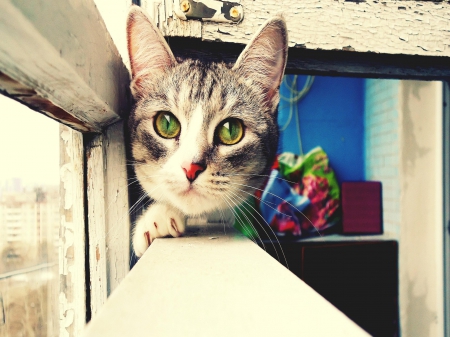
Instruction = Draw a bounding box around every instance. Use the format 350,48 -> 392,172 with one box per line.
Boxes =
126,5 -> 288,257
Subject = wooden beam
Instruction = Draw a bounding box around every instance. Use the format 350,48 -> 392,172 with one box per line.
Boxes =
149,0 -> 450,58
0,0 -> 130,133
167,37 -> 450,80
84,226 -> 370,337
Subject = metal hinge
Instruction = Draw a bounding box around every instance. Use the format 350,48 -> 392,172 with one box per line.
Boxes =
174,0 -> 243,23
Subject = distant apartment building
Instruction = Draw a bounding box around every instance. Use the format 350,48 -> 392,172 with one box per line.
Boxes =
0,191 -> 37,247
0,183 -> 59,263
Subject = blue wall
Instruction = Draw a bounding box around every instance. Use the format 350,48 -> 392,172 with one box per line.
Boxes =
278,75 -> 365,183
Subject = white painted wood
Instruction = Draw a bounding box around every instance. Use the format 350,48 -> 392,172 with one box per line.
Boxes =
83,226 -> 369,337
145,0 -> 450,57
59,125 -> 86,337
399,81 -> 444,337
103,122 -> 131,295
0,0 -> 130,132
86,122 -> 132,315
86,135 -> 108,317
141,0 -> 202,37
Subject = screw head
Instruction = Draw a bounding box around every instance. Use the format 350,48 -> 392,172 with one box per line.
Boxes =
181,0 -> 190,13
230,6 -> 241,21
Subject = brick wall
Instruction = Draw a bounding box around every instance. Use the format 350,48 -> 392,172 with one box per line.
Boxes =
364,79 -> 401,237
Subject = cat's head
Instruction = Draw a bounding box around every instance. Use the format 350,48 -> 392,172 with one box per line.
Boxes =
127,6 -> 288,216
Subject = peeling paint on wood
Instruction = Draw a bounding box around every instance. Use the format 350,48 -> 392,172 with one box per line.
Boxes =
59,125 -> 86,337
103,122 -> 131,296
142,0 -> 202,37
86,121 -> 131,316
0,0 -> 130,132
86,135 -> 108,317
146,0 -> 450,58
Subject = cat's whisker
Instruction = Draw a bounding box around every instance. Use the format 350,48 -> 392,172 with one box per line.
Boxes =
228,190 -> 289,269
128,192 -> 149,216
105,183 -> 162,239
104,191 -> 149,239
129,246 -> 137,267
225,173 -> 298,185
219,207 -> 227,235
103,179 -> 143,218
220,195 -> 259,247
227,190 -> 285,261
126,162 -> 146,166
84,178 -> 143,245
228,181 -> 322,236
222,196 -> 256,244
214,205 -> 229,236
225,191 -> 271,255
135,173 -> 167,180
222,193 -> 265,250
230,185 -> 293,219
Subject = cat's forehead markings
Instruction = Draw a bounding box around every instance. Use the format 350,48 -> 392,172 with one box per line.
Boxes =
183,105 -> 204,138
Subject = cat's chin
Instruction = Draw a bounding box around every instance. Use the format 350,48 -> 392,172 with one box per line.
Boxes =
160,189 -> 224,217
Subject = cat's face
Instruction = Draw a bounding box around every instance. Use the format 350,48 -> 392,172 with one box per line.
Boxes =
127,7 -> 288,216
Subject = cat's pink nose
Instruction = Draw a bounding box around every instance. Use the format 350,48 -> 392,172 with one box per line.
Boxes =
182,162 -> 206,182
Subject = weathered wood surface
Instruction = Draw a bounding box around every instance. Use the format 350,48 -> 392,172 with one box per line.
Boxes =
167,37 -> 450,80
202,0 -> 450,57
142,0 -> 202,37
86,135 -> 108,317
142,0 -> 450,79
147,0 -> 450,57
0,0 -> 130,133
83,226 -> 370,337
103,122 -> 131,296
59,125 -> 86,337
86,122 -> 131,316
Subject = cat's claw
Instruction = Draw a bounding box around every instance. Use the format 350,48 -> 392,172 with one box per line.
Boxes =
133,203 -> 185,257
144,231 -> 152,246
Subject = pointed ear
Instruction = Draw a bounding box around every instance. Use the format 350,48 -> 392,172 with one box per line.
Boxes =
233,17 -> 288,110
127,6 -> 176,96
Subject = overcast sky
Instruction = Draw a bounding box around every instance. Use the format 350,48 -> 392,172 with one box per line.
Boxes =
0,94 -> 60,188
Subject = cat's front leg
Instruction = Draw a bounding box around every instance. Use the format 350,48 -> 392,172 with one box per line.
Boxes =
132,203 -> 185,257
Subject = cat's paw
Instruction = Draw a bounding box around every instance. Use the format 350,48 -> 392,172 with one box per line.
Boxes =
132,203 -> 185,257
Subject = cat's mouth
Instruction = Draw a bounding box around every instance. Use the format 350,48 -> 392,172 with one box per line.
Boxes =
180,184 -> 201,197
170,183 -> 222,215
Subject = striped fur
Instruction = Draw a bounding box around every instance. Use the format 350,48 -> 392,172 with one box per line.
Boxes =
127,6 -> 288,256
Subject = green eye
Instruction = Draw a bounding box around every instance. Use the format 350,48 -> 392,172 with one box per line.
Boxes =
217,118 -> 244,145
154,111 -> 181,139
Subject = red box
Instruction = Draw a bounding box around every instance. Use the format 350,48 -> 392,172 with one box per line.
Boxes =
341,181 -> 383,234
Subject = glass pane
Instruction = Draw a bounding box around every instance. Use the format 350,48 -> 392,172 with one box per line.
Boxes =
0,95 -> 60,337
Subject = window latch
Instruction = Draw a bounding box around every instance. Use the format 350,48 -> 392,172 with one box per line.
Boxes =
175,0 -> 243,23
